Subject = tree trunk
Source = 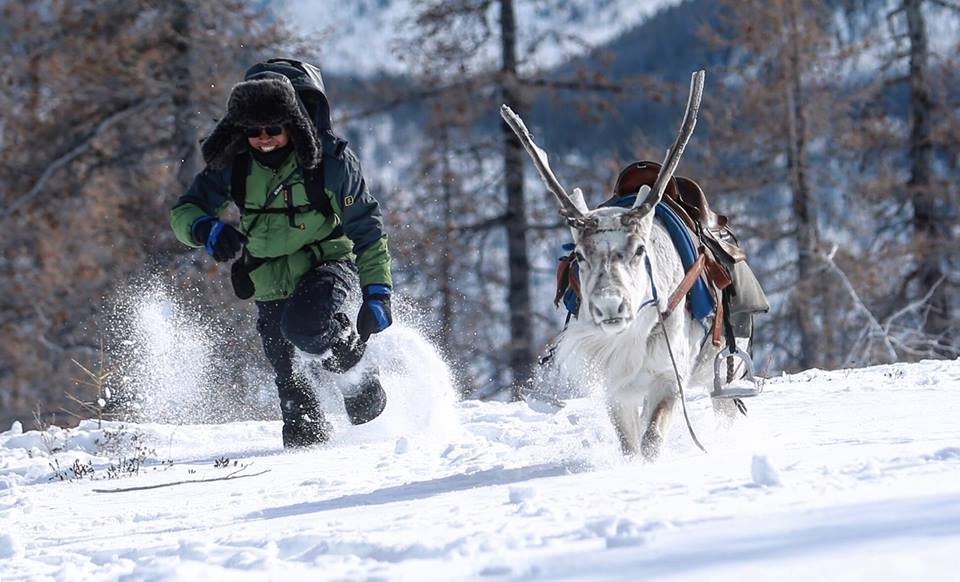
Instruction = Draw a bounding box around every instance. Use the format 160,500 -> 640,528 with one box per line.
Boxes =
781,0 -> 822,369
170,0 -> 197,190
905,0 -> 951,350
499,0 -> 534,398
439,122 -> 455,350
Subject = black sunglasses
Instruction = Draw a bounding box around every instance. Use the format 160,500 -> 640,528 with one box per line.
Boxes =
243,125 -> 284,138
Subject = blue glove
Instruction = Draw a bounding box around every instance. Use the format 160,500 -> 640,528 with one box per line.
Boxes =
357,284 -> 392,342
192,216 -> 246,262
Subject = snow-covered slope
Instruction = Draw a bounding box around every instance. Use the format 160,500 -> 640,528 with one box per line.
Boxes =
278,0 -> 684,77
2,345 -> 959,579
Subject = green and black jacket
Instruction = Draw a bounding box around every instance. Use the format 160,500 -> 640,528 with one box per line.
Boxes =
171,134 -> 392,301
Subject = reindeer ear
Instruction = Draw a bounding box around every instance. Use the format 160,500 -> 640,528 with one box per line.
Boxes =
623,186 -> 656,232
635,185 -> 651,207
571,187 -> 589,215
624,184 -> 656,223
631,184 -> 656,215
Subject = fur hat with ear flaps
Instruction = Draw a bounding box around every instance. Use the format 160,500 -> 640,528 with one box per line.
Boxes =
201,72 -> 321,170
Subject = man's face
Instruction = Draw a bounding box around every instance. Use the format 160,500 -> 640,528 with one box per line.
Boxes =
246,126 -> 290,153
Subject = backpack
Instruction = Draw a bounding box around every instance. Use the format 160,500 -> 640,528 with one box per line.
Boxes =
230,58 -> 337,219
245,58 -> 331,131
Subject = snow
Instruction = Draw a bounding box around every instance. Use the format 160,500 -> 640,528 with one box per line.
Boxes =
749,453 -> 782,487
0,530 -> 24,559
278,0 -> 684,77
2,350 -> 960,579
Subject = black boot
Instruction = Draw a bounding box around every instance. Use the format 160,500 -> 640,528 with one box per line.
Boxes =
343,370 -> 387,425
282,413 -> 332,448
321,313 -> 366,373
279,375 -> 333,448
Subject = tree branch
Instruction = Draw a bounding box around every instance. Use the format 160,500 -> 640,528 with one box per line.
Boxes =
93,465 -> 270,493
882,275 -> 945,333
1,98 -> 163,225
454,213 -> 507,232
820,245 -> 898,364
338,74 -> 494,123
525,221 -> 567,231
520,76 -> 626,93
886,6 -> 906,45
928,0 -> 960,11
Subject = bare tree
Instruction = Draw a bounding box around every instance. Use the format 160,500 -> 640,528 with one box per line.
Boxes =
779,0 -> 825,368
394,0 -> 631,397
845,0 -> 959,358
0,0 -> 285,428
696,0 -> 851,370
901,0 -> 955,351
499,0 -> 535,397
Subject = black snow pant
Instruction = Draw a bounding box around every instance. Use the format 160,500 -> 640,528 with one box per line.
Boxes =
255,260 -> 371,446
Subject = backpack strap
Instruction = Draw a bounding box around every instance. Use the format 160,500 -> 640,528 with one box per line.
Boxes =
303,162 -> 333,217
304,159 -> 345,244
231,152 -> 333,218
231,153 -> 251,213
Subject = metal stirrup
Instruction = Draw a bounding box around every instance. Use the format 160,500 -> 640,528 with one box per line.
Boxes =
711,347 -> 761,399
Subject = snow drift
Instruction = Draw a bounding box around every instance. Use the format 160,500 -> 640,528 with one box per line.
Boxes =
2,358 -> 959,580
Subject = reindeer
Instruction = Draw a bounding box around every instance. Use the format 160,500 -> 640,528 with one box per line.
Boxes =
503,71 -> 749,460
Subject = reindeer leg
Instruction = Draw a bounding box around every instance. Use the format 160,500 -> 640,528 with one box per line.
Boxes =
641,396 -> 676,461
607,394 -> 643,457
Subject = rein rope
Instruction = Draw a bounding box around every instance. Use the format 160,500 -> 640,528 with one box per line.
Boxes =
635,255 -> 659,314
656,307 -> 707,454
565,248 -> 709,454
640,254 -> 707,454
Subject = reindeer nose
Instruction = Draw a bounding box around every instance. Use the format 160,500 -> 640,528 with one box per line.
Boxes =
592,292 -> 628,323
592,300 -> 626,320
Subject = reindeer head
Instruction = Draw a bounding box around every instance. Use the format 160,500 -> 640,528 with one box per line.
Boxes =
565,189 -> 659,333
501,71 -> 704,335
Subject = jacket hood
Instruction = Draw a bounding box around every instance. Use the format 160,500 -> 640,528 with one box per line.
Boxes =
244,59 -> 332,132
201,72 -> 321,170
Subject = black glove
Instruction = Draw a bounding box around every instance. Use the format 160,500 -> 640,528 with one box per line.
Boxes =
357,284 -> 392,342
192,217 -> 246,262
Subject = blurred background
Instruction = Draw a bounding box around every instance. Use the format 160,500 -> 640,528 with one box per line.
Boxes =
1,0 -> 957,429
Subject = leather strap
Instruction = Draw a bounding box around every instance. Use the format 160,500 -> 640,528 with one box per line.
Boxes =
663,252 -> 706,319
702,246 -> 733,290
554,255 -> 574,307
712,290 -> 725,347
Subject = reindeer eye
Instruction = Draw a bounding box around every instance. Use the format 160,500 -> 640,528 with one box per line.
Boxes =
635,245 -> 646,257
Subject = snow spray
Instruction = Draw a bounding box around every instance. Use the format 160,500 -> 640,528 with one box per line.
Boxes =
109,281 -> 215,423
108,275 -> 458,439
106,276 -> 274,425
300,301 -> 461,444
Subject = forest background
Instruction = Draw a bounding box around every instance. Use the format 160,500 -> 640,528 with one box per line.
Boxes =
1,0 -> 957,430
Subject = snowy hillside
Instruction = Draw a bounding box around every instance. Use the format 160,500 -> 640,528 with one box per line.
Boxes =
2,322 -> 958,580
278,0 -> 684,77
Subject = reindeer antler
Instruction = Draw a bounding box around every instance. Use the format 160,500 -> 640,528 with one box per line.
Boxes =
631,70 -> 705,216
500,105 -> 587,223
